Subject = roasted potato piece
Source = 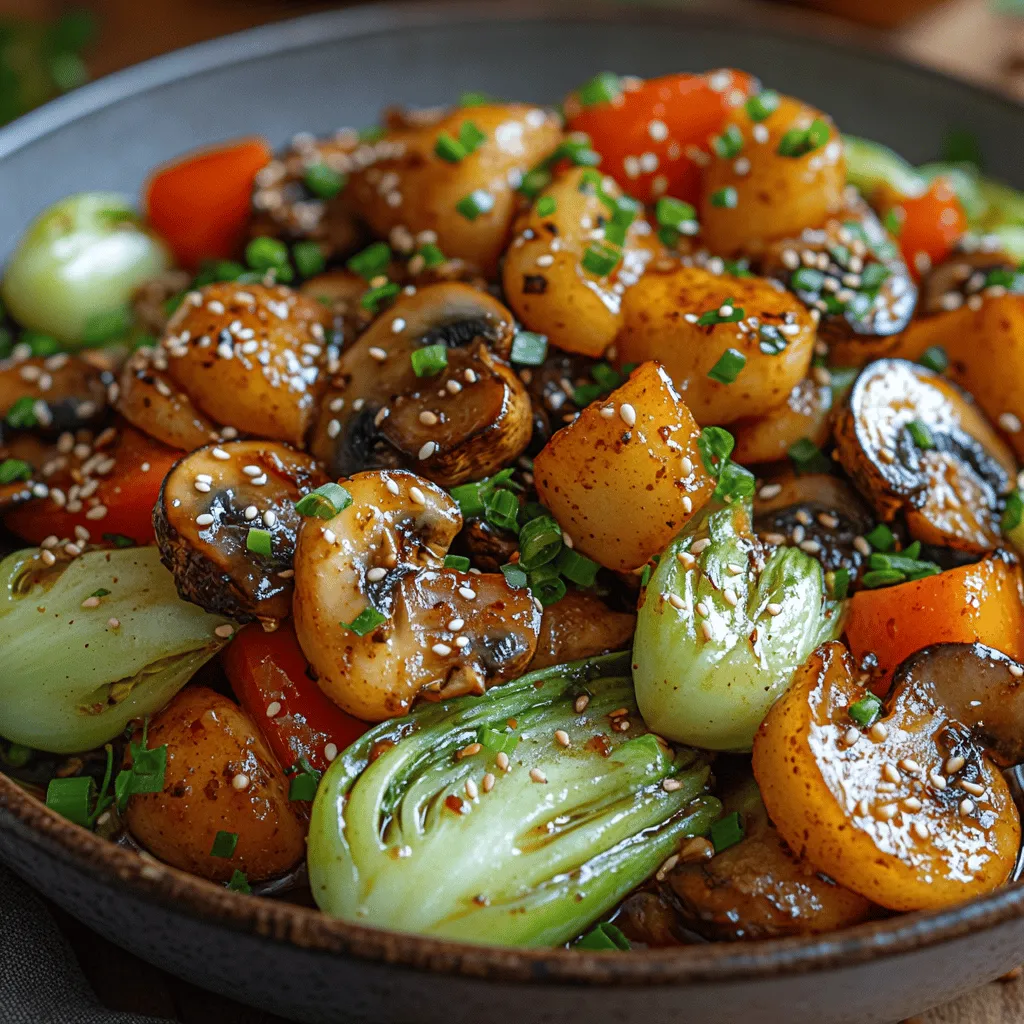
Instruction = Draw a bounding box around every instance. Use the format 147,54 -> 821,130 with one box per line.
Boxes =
533,362 -> 715,572
154,441 -> 327,625
347,104 -> 562,277
667,776 -> 874,940
731,378 -> 832,465
116,346 -> 222,452
753,640 -> 1020,911
124,686 -> 307,883
699,94 -> 845,256
309,282 -> 531,487
758,195 -> 917,365
502,167 -> 659,358
834,359 -> 1015,553
161,283 -> 331,446
528,590 -> 636,671
0,352 -> 110,437
293,469 -> 540,721
615,265 -> 816,425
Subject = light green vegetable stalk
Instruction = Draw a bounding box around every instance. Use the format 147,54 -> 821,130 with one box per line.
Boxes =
0,547 -> 231,753
1003,491 -> 1024,558
1,192 -> 170,346
308,652 -> 719,947
633,498 -> 844,753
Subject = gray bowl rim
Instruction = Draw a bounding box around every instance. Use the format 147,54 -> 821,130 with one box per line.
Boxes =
1,0 -> 1024,989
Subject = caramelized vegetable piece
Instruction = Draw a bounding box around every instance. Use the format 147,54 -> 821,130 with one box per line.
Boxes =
161,283 -> 330,446
299,269 -> 375,351
124,686 -> 307,883
731,378 -> 833,465
845,555 -> 1024,683
346,104 -> 562,276
754,473 -> 875,577
834,359 -> 1015,553
699,94 -> 845,256
0,353 -> 110,437
502,167 -> 659,358
753,641 -> 1020,912
615,265 -> 816,425
309,283 -> 531,487
758,195 -> 917,365
667,776 -> 874,940
292,469 -> 540,722
116,347 -> 222,452
877,176 -> 968,277
153,441 -> 327,625
528,590 -> 636,671
534,362 -> 715,572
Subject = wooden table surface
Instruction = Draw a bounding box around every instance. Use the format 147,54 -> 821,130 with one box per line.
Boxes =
9,0 -> 1024,1020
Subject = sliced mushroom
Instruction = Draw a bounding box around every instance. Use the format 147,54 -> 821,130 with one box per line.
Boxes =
161,283 -> 332,446
834,359 -> 1016,553
0,433 -> 51,511
892,642 -> 1024,768
448,516 -> 518,574
528,590 -> 636,671
919,247 -> 1022,317
520,349 -> 596,453
759,193 -> 917,367
292,469 -> 541,722
0,352 -> 111,437
116,347 -> 223,452
153,440 -> 327,625
666,775 -> 875,940
754,473 -> 875,577
309,282 -> 532,487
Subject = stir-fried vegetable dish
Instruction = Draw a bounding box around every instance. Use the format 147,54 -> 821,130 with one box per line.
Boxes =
3,68 -> 1024,951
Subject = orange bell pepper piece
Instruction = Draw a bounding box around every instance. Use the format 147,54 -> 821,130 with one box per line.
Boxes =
879,176 -> 967,279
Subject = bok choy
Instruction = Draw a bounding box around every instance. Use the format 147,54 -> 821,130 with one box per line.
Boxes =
0,547 -> 232,753
308,652 -> 720,946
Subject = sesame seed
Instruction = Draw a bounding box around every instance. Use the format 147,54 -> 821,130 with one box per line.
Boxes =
215,624 -> 235,639
945,756 -> 966,774
799,540 -> 822,554
961,780 -> 985,797
869,722 -> 888,742
196,513 -> 215,527
40,549 -> 56,567
367,567 -> 387,582
1010,664 -> 1024,679
496,751 -> 510,771
482,772 -> 495,793
883,763 -> 901,783
459,743 -> 482,759
459,587 -> 476,600
454,636 -> 470,649
701,621 -> 714,641
409,486 -> 426,506
85,505 -> 108,521
899,758 -> 922,776
574,695 -> 590,713
929,772 -> 947,790
464,369 -> 477,384
818,513 -> 840,529
662,778 -> 683,793
722,589 -> 738,607
81,596 -> 102,609
322,528 -> 336,544
959,798 -> 975,816
266,701 -> 282,717
696,601 -> 710,617
107,618 -> 120,629
243,465 -> 262,477
619,403 -> 637,427
368,347 -> 388,362
324,742 -> 339,762
999,412 -> 1022,433
194,481 -> 211,494
877,803 -> 898,820
682,495 -> 693,513
232,773 -> 251,791
418,441 -> 437,460
677,551 -> 696,569
244,505 -> 258,520
853,536 -> 871,556
530,768 -> 547,784
554,729 -> 570,747
913,820 -> 930,839
669,593 -> 685,610
599,405 -> 616,419
432,643 -> 452,656
463,778 -> 479,801
758,483 -> 782,500
843,727 -> 860,747
691,539 -> 711,555
766,603 -> 782,617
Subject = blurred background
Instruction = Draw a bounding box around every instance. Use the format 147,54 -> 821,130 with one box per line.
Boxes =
1,0 -> 1024,130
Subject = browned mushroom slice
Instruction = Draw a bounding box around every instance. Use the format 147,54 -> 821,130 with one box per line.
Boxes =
292,469 -> 541,721
892,643 -> 1024,769
116,347 -> 223,452
448,516 -> 519,574
309,282 -> 532,487
528,590 -> 636,671
0,433 -> 51,511
249,134 -> 362,261
160,283 -> 332,446
299,269 -> 374,351
754,473 -> 875,578
153,440 -> 328,625
0,353 -> 110,436
919,247 -> 1023,316
759,194 -> 917,367
520,349 -> 597,453
834,359 -> 1016,553
665,776 -> 875,941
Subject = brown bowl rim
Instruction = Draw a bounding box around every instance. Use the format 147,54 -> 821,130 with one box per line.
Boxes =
3,0 -> 1024,990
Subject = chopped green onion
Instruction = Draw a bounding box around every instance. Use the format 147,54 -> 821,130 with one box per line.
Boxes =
791,267 -> 825,293
340,606 -> 387,636
906,419 -> 935,450
460,91 -> 493,107
45,776 -> 94,828
710,811 -> 745,853
518,515 -> 563,570
410,344 -> 448,378
293,241 -> 326,278
361,282 -> 401,312
82,306 -> 133,345
443,554 -> 471,572
581,241 -> 622,277
864,524 -> 896,552
246,527 -> 273,557
304,163 -> 346,199
696,299 -> 744,326
479,726 -> 518,755
919,346 -> 949,374
510,330 -> 548,366
245,236 -> 291,277
697,426 -> 735,476
714,461 -> 756,503
485,488 -> 520,532
114,726 -> 168,811
23,331 -> 62,357
459,120 -> 487,153
777,119 -> 830,158
501,562 -> 529,589
883,208 -> 904,237
456,189 -> 495,220
868,550 -> 940,581
435,131 -> 468,163
0,458 -> 32,484
1,742 -> 32,769
746,89 -> 780,122
707,348 -> 746,385
829,567 -> 852,601
712,124 -> 744,160
518,168 -> 553,200
555,547 -> 600,588
859,262 -> 891,293
418,243 -> 447,268
861,568 -> 908,589
450,469 -> 517,520
655,196 -> 697,233
289,769 -> 320,802
346,242 -> 392,280
710,187 -> 738,209
226,870 -> 252,894
788,438 -> 832,475
849,693 -> 883,728
577,71 -> 622,107
210,830 -> 239,858
295,482 -> 353,520
603,196 -> 641,247
758,324 -> 788,355
577,922 -> 631,951
1003,491 -> 1024,534
536,195 -> 557,217
103,533 -> 135,549
639,563 -> 653,588
528,563 -> 566,606
6,396 -> 38,429
90,588 -> 111,599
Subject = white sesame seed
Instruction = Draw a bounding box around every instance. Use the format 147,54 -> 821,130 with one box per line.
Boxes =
883,763 -> 900,783
929,772 -> 947,790
691,539 -> 710,554
266,701 -> 282,718
243,465 -> 262,477
722,589 -> 738,607
960,798 -> 975,816
194,481 -> 211,494
107,618 -> 120,629
215,624 -> 235,639
40,549 -> 56,566
366,567 -> 387,582
244,505 -> 258,520
876,803 -> 898,820
322,529 -> 336,545
196,513 -> 215,527
961,780 -> 985,797
232,773 -> 251,791
945,756 -> 966,774
211,447 -> 230,461
432,643 -> 452,656
530,768 -> 547,784
766,603 -> 782,617
418,410 -> 439,426
999,412 -> 1022,433
700,621 -> 714,641
454,636 -> 470,649
853,536 -> 871,557
554,729 -> 570,748
482,772 -> 495,793
669,593 -> 685,610
899,758 -> 922,776
448,617 -> 464,631
682,495 -> 693,513
618,403 -> 637,427
385,478 -> 400,497
418,441 -> 437,460
459,587 -> 476,600
496,751 -> 510,772
662,778 -> 683,792
368,347 -> 388,362
599,405 -> 616,419
696,601 -> 710,617
843,727 -> 860,747
677,551 -> 696,569
325,742 -> 339,762
85,505 -> 108,521
1010,664 -> 1024,679
870,722 -> 888,743
465,778 -> 478,800
81,596 -> 102,609
758,483 -> 782,500
913,820 -> 930,839
409,486 -> 427,506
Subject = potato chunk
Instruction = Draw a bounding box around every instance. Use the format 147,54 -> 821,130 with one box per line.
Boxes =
533,362 -> 714,571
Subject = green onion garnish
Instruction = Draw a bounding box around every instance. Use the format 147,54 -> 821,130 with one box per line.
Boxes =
418,243 -> 447,268
696,299 -> 744,327
246,527 -> 273,557
1003,491 -> 1024,534
485,488 -> 520,532
791,267 -> 825,293
410,344 -> 448,378
518,515 -> 563,570
346,242 -> 392,280
849,694 -> 883,728
577,71 -> 622,107
114,724 -> 167,812
210,830 -> 239,859
536,195 -> 557,217
555,547 -> 600,588
788,438 -> 832,475
758,324 -> 788,355
459,120 -> 487,153
510,330 -> 548,366
906,419 -> 935,450
707,348 -> 746,385
0,458 -> 32,484
577,922 -> 631,951
245,236 -> 292,276
715,461 -> 756,503
435,131 -> 468,163
304,163 -> 346,199
697,426 -> 735,476
450,468 -> 517,520
864,523 -> 896,552
711,811 -> 745,853
655,196 -> 698,234
292,241 -> 326,279
501,562 -> 529,589
712,124 -> 744,160
581,241 -> 622,277
830,567 -> 851,601
479,726 -> 518,755
90,588 -> 111,599
226,870 -> 252,894
528,563 -> 566,606
710,187 -> 738,209
295,482 -> 353,520
340,606 -> 387,636
45,776 -> 94,828
443,554 -> 471,572
777,119 -> 830,158
6,396 -> 38,429
919,346 -> 949,374
745,89 -> 779,122
288,767 -> 321,802
456,189 -> 495,220
361,282 -> 400,312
